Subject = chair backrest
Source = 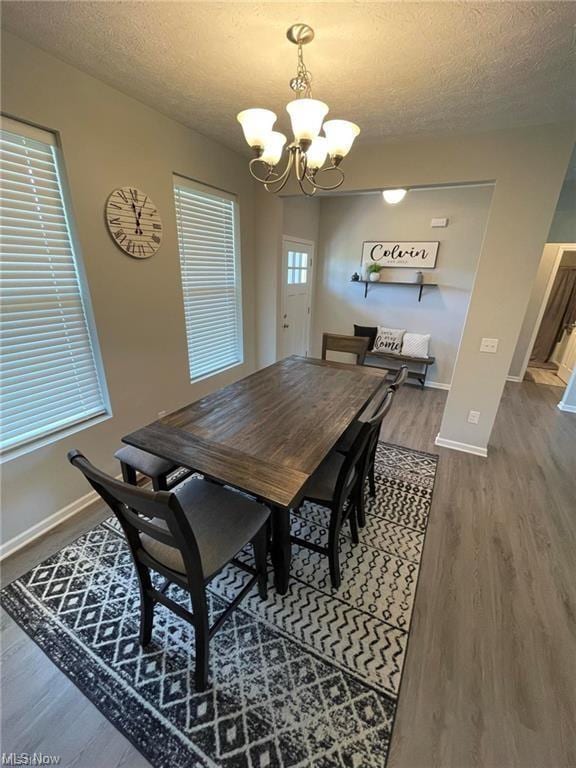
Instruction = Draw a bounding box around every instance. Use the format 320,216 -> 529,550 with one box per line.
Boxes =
333,389 -> 394,508
321,333 -> 369,365
391,364 -> 409,391
67,450 -> 204,585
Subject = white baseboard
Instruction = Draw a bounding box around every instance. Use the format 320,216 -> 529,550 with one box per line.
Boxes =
435,434 -> 488,457
558,401 -> 576,413
0,488 -> 100,561
506,375 -> 523,383
0,471 -> 124,561
425,381 -> 450,391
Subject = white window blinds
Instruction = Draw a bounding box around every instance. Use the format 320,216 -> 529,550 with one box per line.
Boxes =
1,119 -> 109,454
173,176 -> 243,381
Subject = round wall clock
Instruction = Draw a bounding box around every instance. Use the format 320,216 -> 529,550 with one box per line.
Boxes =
105,187 -> 162,258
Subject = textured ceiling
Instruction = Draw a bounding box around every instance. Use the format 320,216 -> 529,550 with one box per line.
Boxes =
2,2 -> 576,154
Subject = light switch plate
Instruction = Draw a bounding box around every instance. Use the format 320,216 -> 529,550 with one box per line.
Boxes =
468,410 -> 480,424
480,337 -> 499,353
431,217 -> 448,228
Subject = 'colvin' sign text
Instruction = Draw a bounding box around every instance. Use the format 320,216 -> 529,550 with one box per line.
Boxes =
362,241 -> 439,269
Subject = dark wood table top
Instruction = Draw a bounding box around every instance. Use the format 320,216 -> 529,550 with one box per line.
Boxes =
122,356 -> 388,508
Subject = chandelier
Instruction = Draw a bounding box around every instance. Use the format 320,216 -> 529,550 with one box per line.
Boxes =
237,24 -> 360,196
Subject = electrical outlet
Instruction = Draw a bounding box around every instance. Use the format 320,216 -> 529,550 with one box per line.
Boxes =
468,410 -> 480,424
480,337 -> 499,353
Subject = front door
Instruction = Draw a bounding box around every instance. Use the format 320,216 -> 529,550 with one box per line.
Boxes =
558,325 -> 576,384
280,238 -> 314,359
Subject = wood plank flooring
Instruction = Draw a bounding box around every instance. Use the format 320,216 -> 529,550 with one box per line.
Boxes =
525,366 -> 565,387
1,379 -> 575,768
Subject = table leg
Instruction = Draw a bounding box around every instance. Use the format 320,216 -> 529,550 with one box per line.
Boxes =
271,505 -> 291,595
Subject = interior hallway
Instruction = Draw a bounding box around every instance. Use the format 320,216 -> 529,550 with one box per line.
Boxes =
1,379 -> 575,768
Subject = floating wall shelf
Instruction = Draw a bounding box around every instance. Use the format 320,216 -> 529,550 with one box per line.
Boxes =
352,279 -> 439,301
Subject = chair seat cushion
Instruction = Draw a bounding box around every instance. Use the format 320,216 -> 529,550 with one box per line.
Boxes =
115,445 -> 177,479
334,421 -> 362,455
303,452 -> 356,503
140,478 -> 269,580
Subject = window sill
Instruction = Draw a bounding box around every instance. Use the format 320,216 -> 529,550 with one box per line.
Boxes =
0,411 -> 113,465
190,360 -> 244,385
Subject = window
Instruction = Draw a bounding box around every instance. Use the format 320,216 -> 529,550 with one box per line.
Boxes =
287,251 -> 308,284
173,176 -> 243,382
0,118 -> 109,455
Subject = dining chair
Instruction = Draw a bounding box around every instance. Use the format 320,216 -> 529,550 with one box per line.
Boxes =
68,450 -> 270,691
321,332 -> 370,365
114,445 -> 187,491
354,389 -> 396,526
292,390 -> 393,589
333,380 -> 391,456
390,364 -> 409,391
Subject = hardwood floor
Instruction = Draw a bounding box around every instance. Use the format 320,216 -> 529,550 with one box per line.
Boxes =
1,380 -> 575,768
525,366 -> 565,387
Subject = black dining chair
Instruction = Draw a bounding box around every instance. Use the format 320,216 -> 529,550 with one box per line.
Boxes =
333,379 -> 391,457
390,364 -> 409,391
292,389 -> 394,589
68,450 -> 270,691
354,389 -> 396,526
114,445 -> 188,491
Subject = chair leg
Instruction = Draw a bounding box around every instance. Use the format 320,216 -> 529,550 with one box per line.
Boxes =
120,462 -> 137,486
152,473 -> 169,492
357,482 -> 367,528
349,502 -> 359,545
253,524 -> 269,600
368,462 -> 376,498
328,511 -> 342,590
136,565 -> 154,646
191,591 -> 210,692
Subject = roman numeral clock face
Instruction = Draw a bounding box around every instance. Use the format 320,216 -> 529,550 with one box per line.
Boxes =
105,187 -> 162,258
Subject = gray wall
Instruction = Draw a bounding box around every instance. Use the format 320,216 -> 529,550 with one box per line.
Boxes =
1,32 -> 257,544
312,186 -> 493,385
259,123 -> 574,452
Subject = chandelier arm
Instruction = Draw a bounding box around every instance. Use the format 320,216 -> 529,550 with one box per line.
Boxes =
295,147 -> 309,183
297,175 -> 317,197
305,164 -> 346,192
263,151 -> 295,194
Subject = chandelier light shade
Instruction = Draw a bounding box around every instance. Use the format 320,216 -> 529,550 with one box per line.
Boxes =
383,188 -> 408,204
237,24 -> 360,195
306,136 -> 329,170
323,120 -> 361,160
260,132 -> 287,166
237,109 -> 277,149
286,98 -> 329,143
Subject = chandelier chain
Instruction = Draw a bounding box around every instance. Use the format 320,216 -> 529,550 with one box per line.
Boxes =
290,43 -> 313,98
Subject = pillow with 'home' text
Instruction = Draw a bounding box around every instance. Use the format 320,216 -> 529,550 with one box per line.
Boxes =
373,327 -> 405,353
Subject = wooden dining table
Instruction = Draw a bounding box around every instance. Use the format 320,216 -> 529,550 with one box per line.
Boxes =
122,355 -> 388,593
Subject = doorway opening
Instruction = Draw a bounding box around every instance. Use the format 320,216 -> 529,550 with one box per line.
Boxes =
524,246 -> 576,389
279,237 -> 315,359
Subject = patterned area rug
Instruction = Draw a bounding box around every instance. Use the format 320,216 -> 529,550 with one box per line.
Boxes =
1,443 -> 438,768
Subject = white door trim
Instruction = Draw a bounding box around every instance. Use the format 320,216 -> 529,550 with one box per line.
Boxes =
280,236 -> 316,359
519,244 -> 576,380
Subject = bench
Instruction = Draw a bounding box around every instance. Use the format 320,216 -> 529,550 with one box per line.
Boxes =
364,349 -> 435,389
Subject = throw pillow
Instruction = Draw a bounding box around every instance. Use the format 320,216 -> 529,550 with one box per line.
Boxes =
373,327 -> 405,353
402,332 -> 431,358
354,324 -> 378,350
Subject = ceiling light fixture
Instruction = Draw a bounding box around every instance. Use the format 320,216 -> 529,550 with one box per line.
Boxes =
383,188 -> 408,205
237,24 -> 360,196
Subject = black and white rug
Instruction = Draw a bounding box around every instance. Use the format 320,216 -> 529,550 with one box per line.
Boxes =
1,443 -> 438,768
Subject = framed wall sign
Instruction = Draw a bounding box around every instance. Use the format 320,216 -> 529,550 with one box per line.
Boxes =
362,241 -> 439,269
